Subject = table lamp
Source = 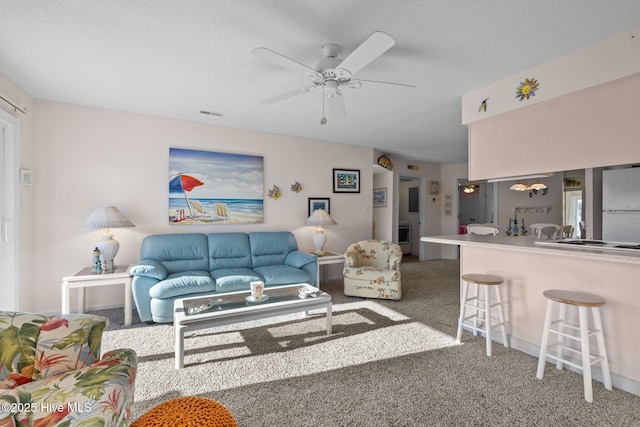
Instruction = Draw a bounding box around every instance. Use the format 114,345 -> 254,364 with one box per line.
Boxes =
304,209 -> 337,256
80,206 -> 135,272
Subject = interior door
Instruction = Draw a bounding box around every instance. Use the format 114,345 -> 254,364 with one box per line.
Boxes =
0,110 -> 19,311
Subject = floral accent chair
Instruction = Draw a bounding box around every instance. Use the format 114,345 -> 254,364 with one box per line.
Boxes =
0,311 -> 137,427
343,240 -> 402,300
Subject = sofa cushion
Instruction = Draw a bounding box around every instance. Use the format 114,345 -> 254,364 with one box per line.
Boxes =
249,231 -> 299,268
140,233 -> 209,274
211,268 -> 264,292
149,271 -> 214,299
343,266 -> 401,282
253,265 -> 310,285
208,233 -> 253,270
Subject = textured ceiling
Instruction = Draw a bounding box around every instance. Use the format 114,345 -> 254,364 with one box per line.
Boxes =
1,1 -> 640,163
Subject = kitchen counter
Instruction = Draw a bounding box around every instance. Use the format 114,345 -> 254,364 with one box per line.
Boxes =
421,234 -> 640,396
421,234 -> 640,264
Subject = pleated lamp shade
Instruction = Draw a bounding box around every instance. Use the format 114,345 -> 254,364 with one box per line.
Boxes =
303,209 -> 337,255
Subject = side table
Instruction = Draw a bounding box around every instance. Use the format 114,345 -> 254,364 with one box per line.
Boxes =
314,251 -> 345,287
61,265 -> 133,326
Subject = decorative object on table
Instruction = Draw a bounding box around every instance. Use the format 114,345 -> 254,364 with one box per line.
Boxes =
333,168 -> 360,193
169,148 -> 264,225
91,247 -> 102,273
298,286 -> 316,298
308,197 -> 330,216
429,180 -> 440,195
80,206 -> 135,273
512,213 -> 519,236
250,280 -> 265,301
377,154 -> 393,170
268,185 -> 281,199
373,187 -> 387,207
515,77 -> 539,101
478,97 -> 489,112
506,218 -> 513,236
304,208 -> 338,255
290,181 -> 302,192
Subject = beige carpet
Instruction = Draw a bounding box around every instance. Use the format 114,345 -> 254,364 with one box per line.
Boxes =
97,260 -> 640,426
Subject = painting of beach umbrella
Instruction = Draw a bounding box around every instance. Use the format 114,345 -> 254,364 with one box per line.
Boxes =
169,173 -> 205,217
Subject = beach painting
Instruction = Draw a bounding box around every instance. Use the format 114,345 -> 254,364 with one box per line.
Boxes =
169,148 -> 264,224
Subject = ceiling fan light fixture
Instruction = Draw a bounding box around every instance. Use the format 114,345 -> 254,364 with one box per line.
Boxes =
528,181 -> 548,190
510,182 -> 528,191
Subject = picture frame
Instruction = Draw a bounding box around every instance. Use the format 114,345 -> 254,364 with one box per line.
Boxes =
308,197 -> 330,216
429,180 -> 440,195
333,168 -> 360,193
373,187 -> 387,207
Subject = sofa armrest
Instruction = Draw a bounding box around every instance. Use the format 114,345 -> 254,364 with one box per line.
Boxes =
284,251 -> 317,268
130,259 -> 168,280
344,243 -> 362,267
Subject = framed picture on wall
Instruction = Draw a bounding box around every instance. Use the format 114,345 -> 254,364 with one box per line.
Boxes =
373,187 -> 387,207
429,180 -> 440,195
333,168 -> 360,193
308,197 -> 330,216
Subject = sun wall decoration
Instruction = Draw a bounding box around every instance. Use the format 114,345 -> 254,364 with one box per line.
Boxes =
515,78 -> 539,101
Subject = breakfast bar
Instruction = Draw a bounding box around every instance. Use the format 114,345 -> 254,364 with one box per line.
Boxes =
421,234 -> 640,396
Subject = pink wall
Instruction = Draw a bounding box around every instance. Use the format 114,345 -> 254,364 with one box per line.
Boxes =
3,91 -> 375,313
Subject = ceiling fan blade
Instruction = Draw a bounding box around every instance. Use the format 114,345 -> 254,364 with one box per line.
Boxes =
252,47 -> 322,79
327,93 -> 346,119
334,32 -> 395,79
259,85 -> 318,104
355,79 -> 416,95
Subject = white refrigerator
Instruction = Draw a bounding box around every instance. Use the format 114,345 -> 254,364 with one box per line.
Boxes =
602,168 -> 640,242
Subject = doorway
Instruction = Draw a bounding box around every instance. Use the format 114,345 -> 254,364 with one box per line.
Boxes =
398,175 -> 425,259
1,109 -> 19,311
458,179 -> 498,230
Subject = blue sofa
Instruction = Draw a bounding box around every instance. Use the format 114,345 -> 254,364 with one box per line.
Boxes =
131,231 -> 317,323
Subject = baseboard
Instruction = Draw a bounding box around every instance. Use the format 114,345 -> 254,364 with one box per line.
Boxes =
509,336 -> 640,397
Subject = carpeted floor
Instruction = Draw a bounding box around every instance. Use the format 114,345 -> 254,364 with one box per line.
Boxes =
96,259 -> 640,426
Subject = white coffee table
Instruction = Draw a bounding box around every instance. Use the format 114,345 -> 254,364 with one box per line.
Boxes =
173,283 -> 332,369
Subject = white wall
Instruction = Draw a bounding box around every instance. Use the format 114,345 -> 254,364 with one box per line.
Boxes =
23,100 -> 374,313
436,163 -> 468,259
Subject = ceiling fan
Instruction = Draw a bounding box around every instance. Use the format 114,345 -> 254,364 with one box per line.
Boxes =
252,31 -> 415,121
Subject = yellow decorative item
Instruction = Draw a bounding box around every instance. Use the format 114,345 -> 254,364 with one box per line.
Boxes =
290,181 -> 302,192
268,185 -> 281,199
516,77 -> 539,101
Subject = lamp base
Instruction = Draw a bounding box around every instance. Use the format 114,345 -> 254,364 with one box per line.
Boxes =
312,229 -> 327,255
97,233 -> 119,273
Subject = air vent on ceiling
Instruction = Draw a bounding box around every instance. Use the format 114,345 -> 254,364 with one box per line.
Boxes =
407,164 -> 419,170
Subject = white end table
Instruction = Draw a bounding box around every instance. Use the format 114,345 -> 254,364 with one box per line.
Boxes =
314,251 -> 345,286
61,265 -> 132,326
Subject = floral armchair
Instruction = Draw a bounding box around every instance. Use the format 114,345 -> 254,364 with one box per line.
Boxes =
343,240 -> 402,300
0,311 -> 137,427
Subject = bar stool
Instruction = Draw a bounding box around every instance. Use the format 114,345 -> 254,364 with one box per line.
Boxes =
536,289 -> 612,402
456,273 -> 509,357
